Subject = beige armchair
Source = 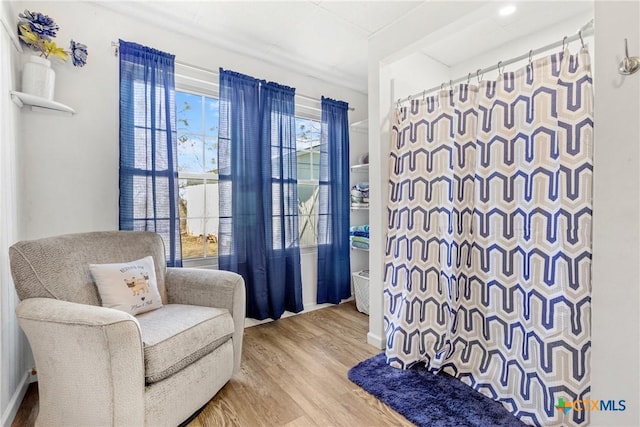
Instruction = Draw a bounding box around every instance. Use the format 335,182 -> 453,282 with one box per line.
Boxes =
9,231 -> 245,427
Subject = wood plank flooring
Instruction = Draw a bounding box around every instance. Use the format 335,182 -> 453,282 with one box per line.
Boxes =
12,302 -> 412,427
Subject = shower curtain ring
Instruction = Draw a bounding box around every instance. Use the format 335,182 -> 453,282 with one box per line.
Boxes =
440,82 -> 445,91
476,68 -> 483,83
449,80 -> 453,92
562,36 -> 568,51
467,73 -> 471,85
422,90 -> 426,101
498,61 -> 504,76
579,30 -> 584,48
528,50 -> 533,68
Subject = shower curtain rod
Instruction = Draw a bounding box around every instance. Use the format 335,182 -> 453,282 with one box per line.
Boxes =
110,42 -> 355,111
396,19 -> 595,106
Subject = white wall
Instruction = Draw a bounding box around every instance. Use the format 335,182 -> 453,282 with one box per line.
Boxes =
591,1 -> 640,425
0,2 -> 32,426
388,52 -> 450,104
368,1 -> 640,425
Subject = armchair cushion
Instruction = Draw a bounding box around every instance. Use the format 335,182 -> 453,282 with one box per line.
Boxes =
137,304 -> 234,384
89,256 -> 163,315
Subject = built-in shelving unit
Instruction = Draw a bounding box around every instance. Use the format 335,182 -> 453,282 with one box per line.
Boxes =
10,91 -> 75,115
349,118 -> 370,315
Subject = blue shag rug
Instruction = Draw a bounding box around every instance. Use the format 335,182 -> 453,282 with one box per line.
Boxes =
348,353 -> 527,427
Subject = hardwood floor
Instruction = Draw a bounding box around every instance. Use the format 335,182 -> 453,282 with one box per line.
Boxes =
12,302 -> 412,427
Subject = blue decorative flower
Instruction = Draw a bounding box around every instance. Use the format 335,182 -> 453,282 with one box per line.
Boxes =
69,40 -> 88,67
18,10 -> 58,39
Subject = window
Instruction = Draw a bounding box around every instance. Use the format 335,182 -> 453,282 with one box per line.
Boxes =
176,88 -> 321,260
176,91 -> 219,263
295,118 -> 321,248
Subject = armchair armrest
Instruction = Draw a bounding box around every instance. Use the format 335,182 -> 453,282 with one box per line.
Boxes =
165,268 -> 246,373
16,298 -> 145,426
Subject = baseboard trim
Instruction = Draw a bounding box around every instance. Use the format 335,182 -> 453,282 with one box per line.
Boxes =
1,369 -> 31,427
367,332 -> 384,349
244,298 -> 355,328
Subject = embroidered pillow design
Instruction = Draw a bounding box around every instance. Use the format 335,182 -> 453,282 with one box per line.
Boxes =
89,256 -> 163,315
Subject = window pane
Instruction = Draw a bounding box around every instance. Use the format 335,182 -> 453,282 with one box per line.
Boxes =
181,229 -> 205,259
177,134 -> 204,173
180,178 -> 205,259
204,137 -> 218,173
133,82 -> 147,127
295,118 -> 321,149
205,97 -> 219,136
310,146 -> 320,180
176,92 -> 202,133
299,215 -> 317,247
298,183 -> 316,206
296,118 -> 320,181
180,177 -> 204,216
296,148 -> 312,180
204,219 -> 219,257
204,181 -> 219,218
298,183 -> 318,247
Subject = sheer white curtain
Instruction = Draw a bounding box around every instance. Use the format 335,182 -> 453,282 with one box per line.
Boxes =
384,48 -> 593,426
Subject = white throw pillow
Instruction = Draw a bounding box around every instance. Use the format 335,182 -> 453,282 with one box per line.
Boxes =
89,256 -> 163,316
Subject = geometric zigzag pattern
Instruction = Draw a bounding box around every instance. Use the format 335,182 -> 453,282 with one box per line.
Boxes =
384,48 -> 593,427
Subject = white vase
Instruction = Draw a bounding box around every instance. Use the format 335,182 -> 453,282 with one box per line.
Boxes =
21,55 -> 56,100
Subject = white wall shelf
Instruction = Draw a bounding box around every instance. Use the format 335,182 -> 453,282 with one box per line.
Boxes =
350,163 -> 369,172
10,91 -> 75,115
351,205 -> 369,210
351,246 -> 369,252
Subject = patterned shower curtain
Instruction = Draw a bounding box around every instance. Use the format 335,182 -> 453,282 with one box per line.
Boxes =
384,48 -> 593,427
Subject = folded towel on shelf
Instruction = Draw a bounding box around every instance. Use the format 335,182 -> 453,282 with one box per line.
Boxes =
350,231 -> 369,238
351,202 -> 369,208
350,227 -> 369,239
356,182 -> 369,192
350,224 -> 370,234
350,182 -> 369,204
350,236 -> 370,249
350,240 -> 370,250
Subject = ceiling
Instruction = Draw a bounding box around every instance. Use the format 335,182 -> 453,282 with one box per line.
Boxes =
95,1 -> 594,94
420,1 -> 594,67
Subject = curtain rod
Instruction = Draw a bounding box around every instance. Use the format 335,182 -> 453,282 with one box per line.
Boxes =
110,42 -> 355,111
397,19 -> 595,106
